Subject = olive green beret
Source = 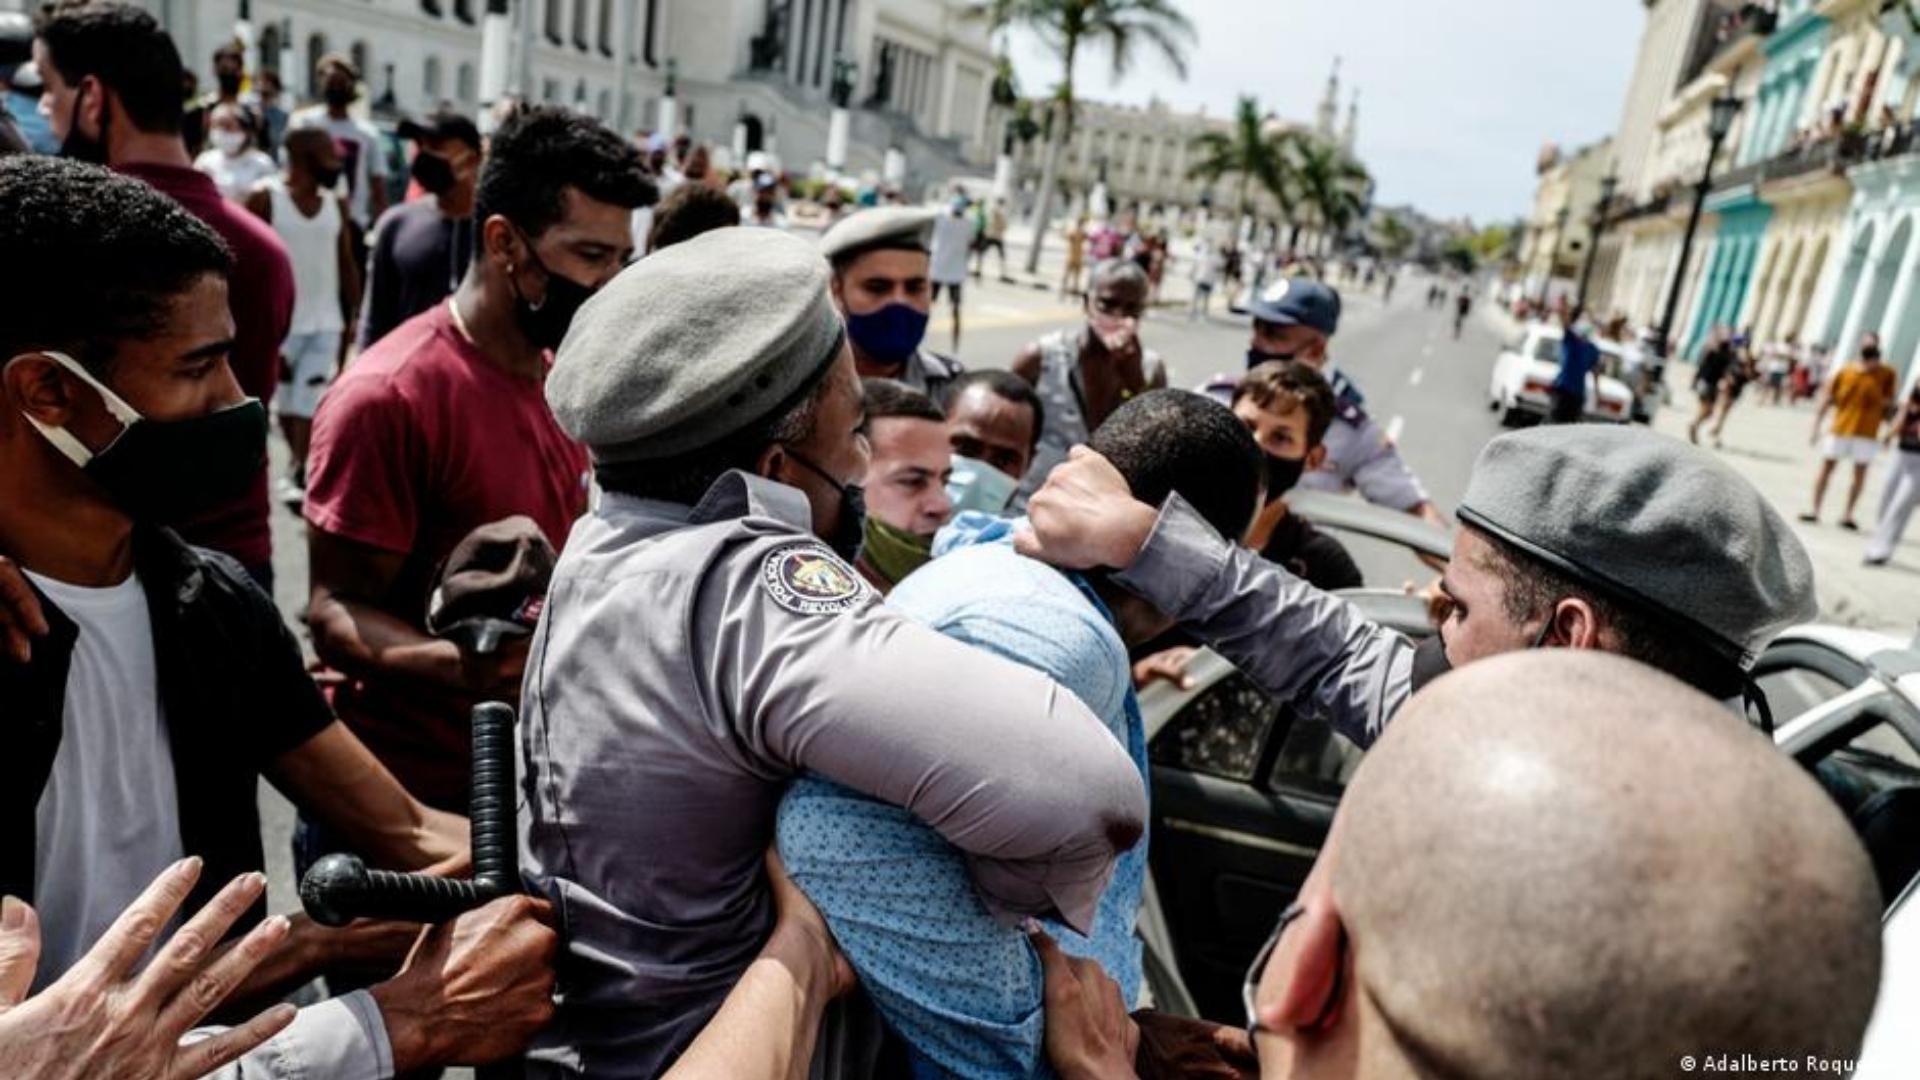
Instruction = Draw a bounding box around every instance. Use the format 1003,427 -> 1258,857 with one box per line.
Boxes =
1457,424 -> 1816,666
547,227 -> 844,464
818,206 -> 937,265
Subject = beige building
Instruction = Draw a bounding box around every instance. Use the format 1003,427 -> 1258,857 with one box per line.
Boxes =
1518,138 -> 1614,305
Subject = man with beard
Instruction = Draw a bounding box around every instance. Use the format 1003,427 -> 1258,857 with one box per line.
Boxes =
302,105 -> 648,832
818,205 -> 965,400
1013,259 -> 1168,505
355,108 -> 485,350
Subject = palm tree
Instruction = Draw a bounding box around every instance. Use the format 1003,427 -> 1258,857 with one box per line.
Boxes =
1291,137 -> 1370,255
1373,211 -> 1414,261
970,0 -> 1197,273
1186,95 -> 1300,239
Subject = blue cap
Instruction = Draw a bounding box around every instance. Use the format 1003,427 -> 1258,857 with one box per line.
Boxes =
1248,277 -> 1341,337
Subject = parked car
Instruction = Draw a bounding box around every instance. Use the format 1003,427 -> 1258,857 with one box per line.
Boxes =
1488,324 -> 1635,426
1136,496 -> 1920,1032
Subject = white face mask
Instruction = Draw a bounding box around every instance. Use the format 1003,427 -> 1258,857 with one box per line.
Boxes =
209,129 -> 247,156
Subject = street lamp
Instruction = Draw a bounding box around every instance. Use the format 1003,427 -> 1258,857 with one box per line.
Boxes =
1575,171 -> 1620,311
1655,92 -> 1742,362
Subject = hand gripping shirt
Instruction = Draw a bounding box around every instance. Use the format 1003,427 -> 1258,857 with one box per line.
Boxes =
518,474 -> 1146,1078
777,513 -> 1148,1079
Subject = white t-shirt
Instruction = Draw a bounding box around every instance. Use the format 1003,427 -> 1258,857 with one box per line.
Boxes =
25,568 -> 183,993
929,212 -> 974,285
289,107 -> 385,228
193,147 -> 278,202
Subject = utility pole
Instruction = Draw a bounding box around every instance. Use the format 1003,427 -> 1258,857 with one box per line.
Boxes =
1655,93 -> 1742,362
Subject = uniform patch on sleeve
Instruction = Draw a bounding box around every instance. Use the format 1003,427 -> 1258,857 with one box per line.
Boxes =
760,543 -> 869,615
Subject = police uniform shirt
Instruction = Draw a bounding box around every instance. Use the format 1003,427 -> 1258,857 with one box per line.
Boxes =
1297,368 -> 1431,512
518,471 -> 1146,1078
894,346 -> 964,402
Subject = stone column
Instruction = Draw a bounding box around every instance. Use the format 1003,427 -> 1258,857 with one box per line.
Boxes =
1834,220 -> 1897,360
1873,219 -> 1920,365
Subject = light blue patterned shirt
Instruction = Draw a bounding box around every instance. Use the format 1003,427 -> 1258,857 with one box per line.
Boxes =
776,514 -> 1149,1079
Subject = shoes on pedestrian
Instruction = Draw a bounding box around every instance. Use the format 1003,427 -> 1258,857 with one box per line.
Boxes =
1840,519 -> 1860,532
1797,512 -> 1819,524
278,477 -> 306,513
1864,555 -> 1891,567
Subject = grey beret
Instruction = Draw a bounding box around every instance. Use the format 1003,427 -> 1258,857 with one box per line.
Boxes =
1457,424 -> 1816,666
547,227 -> 844,463
818,206 -> 937,264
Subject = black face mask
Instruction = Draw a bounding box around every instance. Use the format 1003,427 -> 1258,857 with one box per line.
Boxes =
323,85 -> 354,109
19,351 -> 267,523
1263,453 -> 1306,500
216,72 -> 243,97
1862,346 -> 1882,361
783,449 -> 867,564
510,229 -> 598,351
311,162 -> 343,189
1247,346 -> 1296,369
411,150 -> 456,195
61,84 -> 108,164
1409,617 -> 1557,693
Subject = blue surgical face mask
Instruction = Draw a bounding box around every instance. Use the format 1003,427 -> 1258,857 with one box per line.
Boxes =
946,454 -> 1020,516
844,302 -> 930,366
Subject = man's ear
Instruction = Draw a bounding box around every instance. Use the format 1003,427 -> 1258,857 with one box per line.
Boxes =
3,354 -> 80,428
479,214 -> 525,268
755,441 -> 789,483
1256,899 -> 1348,1033
1551,596 -> 1604,650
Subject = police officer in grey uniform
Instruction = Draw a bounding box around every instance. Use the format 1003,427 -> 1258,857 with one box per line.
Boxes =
1016,424 -> 1816,749
523,227 -> 1146,1078
1241,277 -> 1447,528
819,205 -> 965,400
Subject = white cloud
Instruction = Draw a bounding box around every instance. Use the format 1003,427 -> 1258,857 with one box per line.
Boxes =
1005,0 -> 1641,224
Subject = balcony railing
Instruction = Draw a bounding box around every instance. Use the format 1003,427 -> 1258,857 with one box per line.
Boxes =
1709,130 -> 1867,194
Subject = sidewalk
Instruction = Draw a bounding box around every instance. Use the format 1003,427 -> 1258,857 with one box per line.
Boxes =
1483,306 -> 1915,635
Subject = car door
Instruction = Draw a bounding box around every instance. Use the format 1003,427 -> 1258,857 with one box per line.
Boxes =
1145,659 -> 1365,1023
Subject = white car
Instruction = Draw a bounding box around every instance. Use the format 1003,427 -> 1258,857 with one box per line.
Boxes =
1488,324 -> 1635,426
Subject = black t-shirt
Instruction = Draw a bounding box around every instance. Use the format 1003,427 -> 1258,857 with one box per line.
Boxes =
1260,511 -> 1365,592
1696,344 -> 1735,389
356,197 -> 474,350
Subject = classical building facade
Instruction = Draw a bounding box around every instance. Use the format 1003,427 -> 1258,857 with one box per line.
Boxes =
72,0 -> 997,186
1518,138 -> 1613,304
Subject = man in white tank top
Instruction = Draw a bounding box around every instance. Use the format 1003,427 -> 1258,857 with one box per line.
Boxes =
244,128 -> 361,507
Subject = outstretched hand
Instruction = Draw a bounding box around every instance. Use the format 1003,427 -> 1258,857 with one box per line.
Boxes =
0,858 -> 298,1080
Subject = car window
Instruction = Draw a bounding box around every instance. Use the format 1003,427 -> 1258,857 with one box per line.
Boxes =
1757,666 -> 1852,720
1532,336 -> 1560,363
1263,709 -> 1363,800
1149,671 -> 1278,784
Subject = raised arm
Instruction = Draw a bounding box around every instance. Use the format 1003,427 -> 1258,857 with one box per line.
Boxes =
701,538 -> 1145,931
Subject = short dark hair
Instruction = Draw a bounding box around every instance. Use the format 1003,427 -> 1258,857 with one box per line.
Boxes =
595,371 -> 830,506
862,378 -> 944,424
1089,389 -> 1262,543
944,369 -> 1045,451
1471,525 -> 1745,699
476,104 -> 656,239
648,183 -> 739,252
35,0 -> 187,135
1235,360 -> 1337,448
0,155 -> 230,372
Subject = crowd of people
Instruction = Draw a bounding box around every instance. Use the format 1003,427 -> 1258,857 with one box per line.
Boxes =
0,2 -> 1909,1079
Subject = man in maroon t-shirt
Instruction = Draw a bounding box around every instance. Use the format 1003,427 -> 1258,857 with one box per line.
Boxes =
304,106 -> 651,811
35,5 -> 293,592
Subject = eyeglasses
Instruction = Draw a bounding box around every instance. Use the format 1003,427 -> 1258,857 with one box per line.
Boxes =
1242,899 -> 1345,1046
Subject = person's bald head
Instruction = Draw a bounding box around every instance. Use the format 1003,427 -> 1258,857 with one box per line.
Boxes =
1258,652 -> 1882,1080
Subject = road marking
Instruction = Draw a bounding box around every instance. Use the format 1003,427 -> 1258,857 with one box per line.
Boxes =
1408,368 -> 1424,386
1386,415 -> 1405,444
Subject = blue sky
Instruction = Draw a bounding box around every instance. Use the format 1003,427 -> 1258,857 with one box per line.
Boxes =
1007,0 -> 1643,226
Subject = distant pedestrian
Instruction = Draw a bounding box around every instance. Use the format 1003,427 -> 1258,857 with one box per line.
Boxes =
929,194 -> 973,352
1865,381 -> 1920,566
1452,286 -> 1472,339
1803,332 -> 1898,528
1708,333 -> 1758,447
1549,308 -> 1600,425
289,53 -> 388,239
1060,215 -> 1088,298
245,127 -> 360,507
1188,237 -> 1221,322
972,197 -> 1010,281
645,181 -> 739,253
1689,327 -> 1736,446
254,70 -> 288,158
744,172 -> 787,229
355,108 -> 483,350
191,101 -> 275,201
1761,333 -> 1797,406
